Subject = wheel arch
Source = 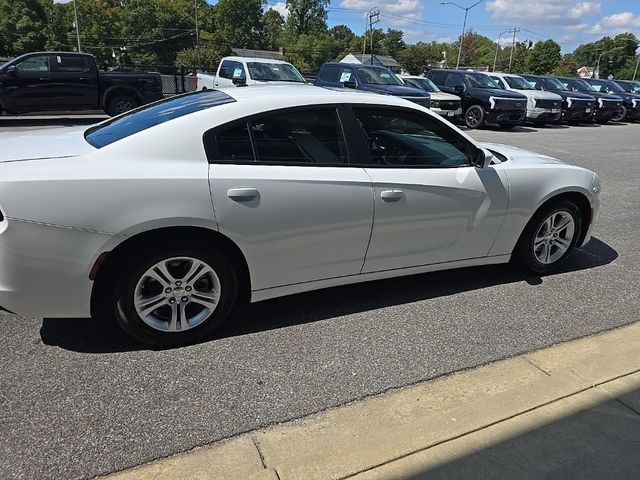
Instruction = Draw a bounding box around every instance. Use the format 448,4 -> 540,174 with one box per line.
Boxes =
90,226 -> 251,319
102,85 -> 142,108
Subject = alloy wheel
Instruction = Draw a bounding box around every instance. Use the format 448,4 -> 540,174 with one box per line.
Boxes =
533,211 -> 576,265
466,107 -> 482,128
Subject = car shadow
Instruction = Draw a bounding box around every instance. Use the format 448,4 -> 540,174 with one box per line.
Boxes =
487,126 -> 538,133
536,124 -> 570,129
0,115 -> 107,127
40,238 -> 618,354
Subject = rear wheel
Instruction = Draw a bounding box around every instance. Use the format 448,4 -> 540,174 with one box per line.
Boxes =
512,200 -> 583,275
464,105 -> 485,129
106,95 -> 139,117
109,241 -> 238,345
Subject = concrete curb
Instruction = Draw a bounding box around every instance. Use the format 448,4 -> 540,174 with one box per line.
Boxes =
101,322 -> 640,480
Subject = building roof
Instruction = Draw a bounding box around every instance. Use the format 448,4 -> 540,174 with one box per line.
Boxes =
343,53 -> 400,68
231,48 -> 284,60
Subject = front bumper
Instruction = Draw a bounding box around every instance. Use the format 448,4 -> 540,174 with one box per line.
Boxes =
527,107 -> 561,122
433,107 -> 462,119
486,108 -> 526,125
0,218 -> 113,318
562,107 -> 592,122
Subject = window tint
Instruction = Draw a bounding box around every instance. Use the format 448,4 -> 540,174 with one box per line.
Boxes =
428,70 -> 447,85
353,108 -> 473,167
215,123 -> 254,161
251,109 -> 347,164
219,60 -> 245,80
17,55 -> 49,73
319,64 -> 340,83
85,90 -> 235,149
445,73 -> 463,88
490,76 -> 506,89
55,55 -> 90,73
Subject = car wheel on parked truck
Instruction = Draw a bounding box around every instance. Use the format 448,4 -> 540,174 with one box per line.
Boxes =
611,105 -> 627,122
464,105 -> 485,129
106,95 -> 139,117
109,240 -> 238,345
512,199 -> 583,275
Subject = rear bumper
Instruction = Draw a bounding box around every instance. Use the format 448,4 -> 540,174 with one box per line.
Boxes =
0,218 -> 113,318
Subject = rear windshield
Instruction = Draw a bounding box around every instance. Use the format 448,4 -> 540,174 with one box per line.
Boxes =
85,90 -> 235,148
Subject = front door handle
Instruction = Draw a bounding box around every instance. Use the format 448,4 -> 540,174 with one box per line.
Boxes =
227,187 -> 259,201
380,189 -> 404,201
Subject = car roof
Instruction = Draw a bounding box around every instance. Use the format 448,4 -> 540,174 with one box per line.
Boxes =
223,56 -> 292,65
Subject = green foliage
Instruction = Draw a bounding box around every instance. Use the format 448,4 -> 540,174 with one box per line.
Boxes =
397,42 -> 445,74
263,9 -> 285,51
526,40 -> 561,75
213,0 -> 265,50
0,0 -> 48,56
380,29 -> 404,59
285,0 -> 329,39
176,32 -> 231,70
573,33 -> 639,78
551,54 -> 578,77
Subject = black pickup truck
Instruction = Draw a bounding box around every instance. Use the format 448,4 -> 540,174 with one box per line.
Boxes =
0,52 -> 163,116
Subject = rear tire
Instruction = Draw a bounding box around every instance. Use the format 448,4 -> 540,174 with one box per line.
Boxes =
511,200 -> 583,275
109,240 -> 238,345
106,95 -> 139,117
464,105 -> 485,129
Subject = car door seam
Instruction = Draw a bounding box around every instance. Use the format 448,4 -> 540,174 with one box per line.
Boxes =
359,167 -> 376,274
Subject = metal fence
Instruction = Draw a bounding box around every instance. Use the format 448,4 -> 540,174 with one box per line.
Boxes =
105,64 -> 199,95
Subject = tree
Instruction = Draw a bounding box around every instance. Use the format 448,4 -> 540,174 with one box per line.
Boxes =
176,32 -> 231,70
0,0 -> 48,56
285,0 -> 329,39
526,39 -> 561,74
263,9 -> 284,51
398,42 -> 445,74
213,0 -> 265,49
380,29 -> 404,59
328,24 -> 355,58
552,54 -> 578,76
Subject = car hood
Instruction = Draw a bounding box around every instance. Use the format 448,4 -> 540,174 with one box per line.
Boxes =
0,127 -> 94,163
576,90 -> 619,100
360,84 -> 428,97
430,91 -> 461,101
467,87 -> 527,101
553,90 -> 594,100
482,142 -> 566,166
512,89 -> 562,101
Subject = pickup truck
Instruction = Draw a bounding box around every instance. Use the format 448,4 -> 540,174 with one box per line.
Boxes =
314,63 -> 430,108
399,75 -> 462,120
555,76 -> 624,123
580,77 -> 640,122
0,52 -> 163,116
196,56 -> 307,89
426,69 -> 527,129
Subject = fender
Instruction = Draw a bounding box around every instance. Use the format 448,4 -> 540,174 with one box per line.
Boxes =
101,84 -> 142,107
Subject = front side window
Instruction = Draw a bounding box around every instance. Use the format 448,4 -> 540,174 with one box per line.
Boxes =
17,55 -> 50,73
490,76 -> 507,89
251,109 -> 347,164
445,73 -> 463,88
353,108 -> 473,167
219,60 -> 245,80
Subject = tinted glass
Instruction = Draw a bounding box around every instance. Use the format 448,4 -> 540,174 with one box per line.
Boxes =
338,66 -> 355,83
55,55 -> 90,72
465,73 -> 500,88
490,76 -> 506,89
85,90 -> 235,149
404,77 -> 438,92
428,70 -> 447,85
445,73 -> 463,88
605,80 -> 624,93
247,62 -> 305,82
540,77 -> 567,91
353,108 -> 472,167
251,109 -> 347,164
587,79 -> 608,92
356,66 -> 402,85
17,55 -> 49,73
504,76 -> 533,89
215,123 -> 253,161
320,64 -> 340,83
219,60 -> 244,80
572,79 -> 594,91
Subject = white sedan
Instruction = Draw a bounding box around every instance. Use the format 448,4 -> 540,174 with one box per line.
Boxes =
0,85 -> 600,345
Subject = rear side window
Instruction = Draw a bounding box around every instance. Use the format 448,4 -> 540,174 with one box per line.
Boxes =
319,64 -> 340,83
85,90 -> 235,149
55,55 -> 90,73
216,123 -> 253,161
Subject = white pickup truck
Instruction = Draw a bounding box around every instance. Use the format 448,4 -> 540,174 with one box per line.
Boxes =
196,56 -> 308,90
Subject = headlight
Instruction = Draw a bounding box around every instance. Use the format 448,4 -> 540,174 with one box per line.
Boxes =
633,99 -> 638,108
431,100 -> 440,108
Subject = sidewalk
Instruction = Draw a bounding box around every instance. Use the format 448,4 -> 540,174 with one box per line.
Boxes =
103,322 -> 640,480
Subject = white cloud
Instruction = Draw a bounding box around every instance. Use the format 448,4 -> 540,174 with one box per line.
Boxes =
340,0 -> 421,15
267,1 -> 289,19
590,11 -> 640,35
486,0 -> 601,26
339,0 -> 426,40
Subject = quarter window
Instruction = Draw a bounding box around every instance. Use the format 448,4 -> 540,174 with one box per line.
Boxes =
353,108 -> 473,167
251,109 -> 347,164
17,55 -> 50,73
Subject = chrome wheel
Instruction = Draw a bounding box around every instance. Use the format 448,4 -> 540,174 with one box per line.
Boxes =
465,106 -> 483,128
134,257 -> 221,332
533,211 -> 575,265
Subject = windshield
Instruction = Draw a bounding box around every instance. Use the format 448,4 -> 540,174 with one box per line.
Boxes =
571,78 -> 595,91
246,62 -> 305,82
504,76 -> 533,90
604,80 -> 625,93
617,81 -> 640,93
405,77 -> 440,92
465,72 -> 500,89
587,79 -> 612,92
540,77 -> 568,91
356,67 -> 403,85
85,90 -> 235,149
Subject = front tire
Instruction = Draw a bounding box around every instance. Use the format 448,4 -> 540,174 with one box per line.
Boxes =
464,105 -> 485,129
110,241 -> 238,345
611,105 -> 627,122
512,200 -> 583,275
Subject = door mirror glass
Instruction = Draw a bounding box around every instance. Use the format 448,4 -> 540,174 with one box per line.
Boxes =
232,77 -> 247,86
6,65 -> 17,77
342,80 -> 357,89
474,148 -> 494,168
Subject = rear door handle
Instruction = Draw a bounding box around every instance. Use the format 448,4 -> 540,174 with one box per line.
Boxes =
380,190 -> 404,201
227,187 -> 259,201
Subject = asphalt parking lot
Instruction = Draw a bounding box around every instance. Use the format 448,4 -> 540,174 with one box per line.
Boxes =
0,118 -> 638,480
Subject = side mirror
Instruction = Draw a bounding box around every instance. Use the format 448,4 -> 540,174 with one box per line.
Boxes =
342,80 -> 357,89
6,66 -> 17,77
453,84 -> 465,94
473,148 -> 494,169
232,77 -> 247,87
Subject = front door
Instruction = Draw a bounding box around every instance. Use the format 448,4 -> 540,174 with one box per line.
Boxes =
2,54 -> 54,112
348,107 -> 509,273
207,107 -> 374,291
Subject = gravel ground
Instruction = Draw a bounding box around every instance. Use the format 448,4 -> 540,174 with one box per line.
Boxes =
0,119 -> 637,480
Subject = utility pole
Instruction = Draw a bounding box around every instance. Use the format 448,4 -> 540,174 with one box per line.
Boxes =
368,8 -> 380,66
493,29 -> 510,71
441,0 -> 486,69
633,53 -> 640,81
508,27 -> 520,73
72,0 -> 81,52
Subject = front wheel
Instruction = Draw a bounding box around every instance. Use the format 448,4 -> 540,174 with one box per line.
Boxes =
512,200 -> 583,275
464,105 -> 485,129
611,105 -> 627,122
110,242 -> 238,345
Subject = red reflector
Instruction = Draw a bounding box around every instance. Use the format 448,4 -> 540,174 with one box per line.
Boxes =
89,252 -> 109,280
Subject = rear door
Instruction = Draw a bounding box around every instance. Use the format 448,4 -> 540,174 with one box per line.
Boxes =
347,107 -> 509,272
207,106 -> 374,291
49,54 -> 99,108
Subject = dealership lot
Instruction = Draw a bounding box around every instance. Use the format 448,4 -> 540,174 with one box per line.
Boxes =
0,119 -> 638,480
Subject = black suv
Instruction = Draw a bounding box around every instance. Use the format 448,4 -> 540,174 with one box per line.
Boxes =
426,69 -> 527,129
521,75 -> 596,124
555,76 -> 623,123
581,77 -> 640,122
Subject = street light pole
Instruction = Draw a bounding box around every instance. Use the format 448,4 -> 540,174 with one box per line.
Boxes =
72,0 -> 81,52
441,0 -> 486,69
493,29 -> 510,71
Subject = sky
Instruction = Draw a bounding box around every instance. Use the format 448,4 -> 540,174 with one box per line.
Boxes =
265,0 -> 640,52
